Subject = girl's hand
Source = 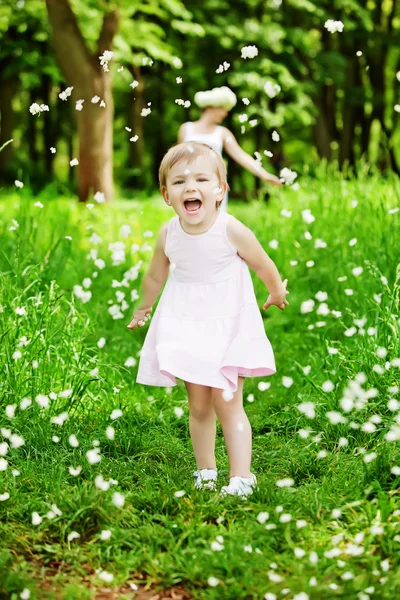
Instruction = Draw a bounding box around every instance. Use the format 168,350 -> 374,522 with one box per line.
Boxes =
262,279 -> 289,311
264,174 -> 283,187
127,306 -> 153,330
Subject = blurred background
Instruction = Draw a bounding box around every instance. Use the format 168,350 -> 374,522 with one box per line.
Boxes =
1,0 -> 399,201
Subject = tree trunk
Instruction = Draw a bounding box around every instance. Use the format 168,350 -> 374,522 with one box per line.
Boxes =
46,0 -> 119,201
0,76 -> 18,179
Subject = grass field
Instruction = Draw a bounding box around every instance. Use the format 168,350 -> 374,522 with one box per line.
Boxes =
0,171 -> 400,600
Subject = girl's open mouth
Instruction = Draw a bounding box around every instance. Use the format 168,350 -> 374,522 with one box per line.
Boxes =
184,200 -> 202,215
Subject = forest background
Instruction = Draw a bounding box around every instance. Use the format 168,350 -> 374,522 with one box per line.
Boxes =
1,0 -> 400,202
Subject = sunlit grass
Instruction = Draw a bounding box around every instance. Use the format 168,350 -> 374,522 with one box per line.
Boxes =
0,172 -> 399,599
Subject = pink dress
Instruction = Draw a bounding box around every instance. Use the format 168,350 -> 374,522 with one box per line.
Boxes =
136,210 -> 276,393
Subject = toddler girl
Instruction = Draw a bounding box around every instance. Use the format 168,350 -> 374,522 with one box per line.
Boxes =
128,142 -> 289,498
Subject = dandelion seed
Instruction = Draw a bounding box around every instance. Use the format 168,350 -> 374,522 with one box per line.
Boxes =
297,402 -> 315,418
174,407 -> 184,417
271,130 -> 280,142
322,380 -> 335,392
296,519 -> 307,528
29,103 -> 49,115
58,86 -> 73,101
5,403 -> 16,420
316,303 -> 329,316
264,81 -> 281,98
282,376 -> 293,388
327,411 -> 347,424
258,381 -> 271,391
112,492 -> 124,507
352,266 -> 363,277
98,571 -> 114,582
302,209 -> 315,224
344,326 -> 357,337
68,434 -> 79,448
362,422 -> 376,433
14,180 -> 24,188
315,291 -> 328,302
86,448 -> 101,464
0,442 -> 8,456
325,19 -> 344,33
95,474 -> 110,491
269,239 -> 279,249
210,540 -> 224,551
276,477 -> 294,487
241,45 -> 258,59
100,529 -> 112,540
349,238 -> 357,246
35,395 -> 49,409
20,589 -> 31,599
257,512 -> 269,524
222,390 -> 234,402
99,50 -> 113,72
32,512 -> 42,525
208,576 -> 220,587
10,434 -> 24,449
69,466 -> 82,476
75,99 -> 84,111
300,299 -> 315,314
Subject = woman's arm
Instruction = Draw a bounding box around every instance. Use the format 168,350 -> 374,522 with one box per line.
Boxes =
222,127 -> 281,186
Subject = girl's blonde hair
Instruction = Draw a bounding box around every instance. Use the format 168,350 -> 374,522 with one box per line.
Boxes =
159,142 -> 229,209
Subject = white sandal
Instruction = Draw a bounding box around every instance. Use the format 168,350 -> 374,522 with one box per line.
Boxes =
220,474 -> 257,498
193,468 -> 218,491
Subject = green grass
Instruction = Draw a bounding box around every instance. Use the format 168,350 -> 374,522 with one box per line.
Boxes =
0,171 -> 400,599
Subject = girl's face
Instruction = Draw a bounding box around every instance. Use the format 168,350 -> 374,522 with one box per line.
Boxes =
206,106 -> 228,123
162,155 -> 227,223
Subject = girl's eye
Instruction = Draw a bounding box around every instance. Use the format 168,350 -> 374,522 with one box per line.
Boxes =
173,180 -> 184,184
198,178 -> 208,182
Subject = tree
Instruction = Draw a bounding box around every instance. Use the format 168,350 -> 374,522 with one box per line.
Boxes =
46,0 -> 119,202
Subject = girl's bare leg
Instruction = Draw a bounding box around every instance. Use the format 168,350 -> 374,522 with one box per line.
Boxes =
211,377 -> 252,478
184,381 -> 217,470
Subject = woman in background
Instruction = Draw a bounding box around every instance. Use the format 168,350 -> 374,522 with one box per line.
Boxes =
177,86 -> 281,212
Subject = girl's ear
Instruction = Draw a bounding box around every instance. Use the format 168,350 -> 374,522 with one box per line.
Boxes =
161,186 -> 170,205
